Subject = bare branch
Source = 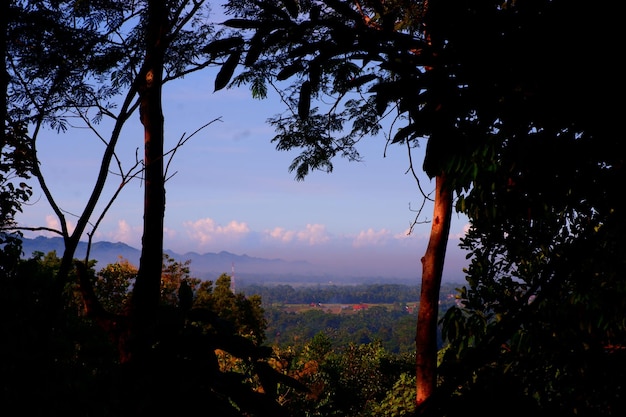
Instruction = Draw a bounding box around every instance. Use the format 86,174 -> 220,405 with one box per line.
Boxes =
85,157 -> 144,262
4,226 -> 64,236
164,117 -> 222,181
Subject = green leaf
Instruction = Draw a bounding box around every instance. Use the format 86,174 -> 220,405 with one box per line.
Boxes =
251,78 -> 267,99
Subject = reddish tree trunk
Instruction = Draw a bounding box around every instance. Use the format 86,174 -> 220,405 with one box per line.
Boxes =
416,172 -> 452,407
125,0 -> 168,364
1,0 -> 7,147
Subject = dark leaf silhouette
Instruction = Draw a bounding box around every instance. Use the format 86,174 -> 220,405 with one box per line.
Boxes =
214,49 -> 241,92
298,80 -> 311,120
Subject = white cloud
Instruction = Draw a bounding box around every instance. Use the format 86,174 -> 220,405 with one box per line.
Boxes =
45,215 -> 60,231
91,219 -> 142,247
163,226 -> 177,241
44,215 -> 74,236
264,223 -> 330,245
111,219 -> 134,242
183,218 -> 250,247
393,227 -> 414,239
297,224 -> 330,245
266,227 -> 297,242
352,228 -> 392,247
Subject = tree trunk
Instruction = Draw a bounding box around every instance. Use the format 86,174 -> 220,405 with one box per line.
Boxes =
416,172 -> 452,408
1,0 -> 7,148
125,0 -> 168,364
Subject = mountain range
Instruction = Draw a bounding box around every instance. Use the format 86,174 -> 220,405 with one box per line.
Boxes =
18,236 -> 378,285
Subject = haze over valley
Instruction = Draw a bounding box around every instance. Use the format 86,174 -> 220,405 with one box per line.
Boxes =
19,236 -> 466,285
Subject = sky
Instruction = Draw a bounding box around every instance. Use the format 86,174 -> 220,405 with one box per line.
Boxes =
15,21 -> 471,283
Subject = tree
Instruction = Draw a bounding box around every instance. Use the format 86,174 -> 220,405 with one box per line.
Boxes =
210,0 -> 621,411
6,0 -> 132,280
209,0 -> 467,407
6,1 -> 303,414
0,250 -> 119,417
1,2 -> 32,264
437,94 -> 625,415
94,257 -> 137,314
207,273 -> 267,345
275,339 -> 415,417
159,253 -> 201,307
5,0 -> 217,361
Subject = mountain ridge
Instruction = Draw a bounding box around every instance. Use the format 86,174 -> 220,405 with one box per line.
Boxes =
18,236 -> 339,284
16,236 -> 432,285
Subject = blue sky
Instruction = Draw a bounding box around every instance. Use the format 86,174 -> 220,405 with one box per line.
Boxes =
17,58 -> 470,282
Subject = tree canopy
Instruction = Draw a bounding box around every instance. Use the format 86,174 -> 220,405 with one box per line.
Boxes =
210,0 -> 622,413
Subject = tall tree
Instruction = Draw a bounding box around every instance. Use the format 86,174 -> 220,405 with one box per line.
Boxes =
210,0 -> 470,407
438,127 -> 626,416
5,0 -> 216,360
5,2 -> 304,414
432,1 -> 623,413
211,0 -> 621,410
126,0 -> 170,364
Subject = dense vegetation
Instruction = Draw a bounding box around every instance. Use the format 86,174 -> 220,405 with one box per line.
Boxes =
242,283 -> 448,305
265,305 -> 419,353
2,1 -> 622,416
0,248 -> 422,416
241,282 -> 459,353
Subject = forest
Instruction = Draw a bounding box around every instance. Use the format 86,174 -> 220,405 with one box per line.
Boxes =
242,282 -> 459,353
1,1 -> 624,416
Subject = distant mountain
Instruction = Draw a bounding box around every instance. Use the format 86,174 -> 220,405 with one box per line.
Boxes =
17,236 -> 437,285
20,236 -> 142,267
18,236 -> 330,284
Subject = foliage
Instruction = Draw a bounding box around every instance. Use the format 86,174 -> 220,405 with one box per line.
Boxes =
7,0 -> 127,130
276,339 -> 415,417
5,0 -> 221,287
369,372 -> 416,417
242,283 -> 425,304
0,124 -> 32,232
0,250 -> 117,416
438,127 -> 626,415
248,282 -> 458,353
0,249 -> 304,416
4,0 -> 622,415
196,273 -> 268,345
216,0 -> 437,180
160,253 -> 201,307
265,305 -> 420,354
427,1 -> 623,415
213,1 -> 621,413
94,256 -> 137,314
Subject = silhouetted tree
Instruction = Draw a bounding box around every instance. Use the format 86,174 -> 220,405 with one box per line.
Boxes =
210,0 -> 621,411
